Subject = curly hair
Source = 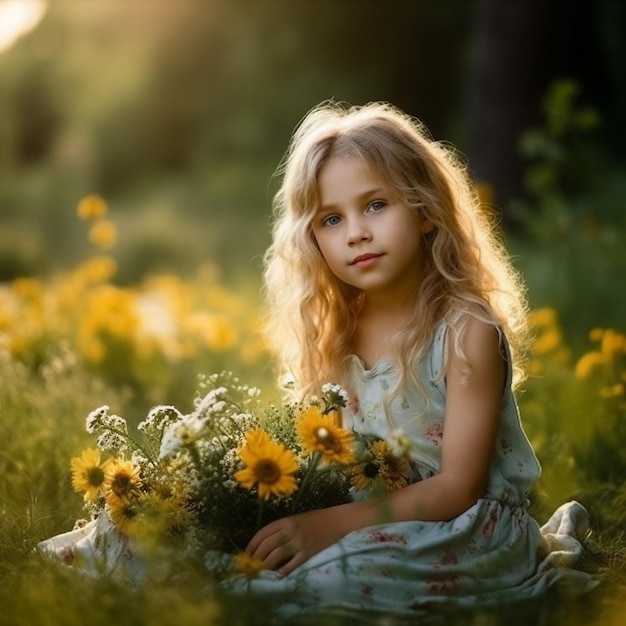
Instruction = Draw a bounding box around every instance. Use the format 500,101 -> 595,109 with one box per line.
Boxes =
263,101 -> 529,399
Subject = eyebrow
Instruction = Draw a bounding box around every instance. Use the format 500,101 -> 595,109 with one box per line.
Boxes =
317,187 -> 386,213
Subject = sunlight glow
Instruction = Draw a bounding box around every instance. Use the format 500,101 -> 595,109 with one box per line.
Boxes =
0,0 -> 47,53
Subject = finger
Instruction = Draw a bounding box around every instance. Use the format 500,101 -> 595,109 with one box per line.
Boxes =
277,551 -> 307,577
263,544 -> 293,571
246,520 -> 280,555
250,526 -> 292,562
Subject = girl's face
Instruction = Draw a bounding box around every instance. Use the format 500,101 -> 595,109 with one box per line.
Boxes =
312,156 -> 433,304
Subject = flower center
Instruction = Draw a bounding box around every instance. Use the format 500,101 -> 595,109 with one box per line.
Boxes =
111,473 -> 135,497
254,459 -> 281,484
314,427 -> 342,453
364,462 -> 380,478
86,466 -> 105,487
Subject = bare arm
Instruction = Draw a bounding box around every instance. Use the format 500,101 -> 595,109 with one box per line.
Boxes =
247,317 -> 506,574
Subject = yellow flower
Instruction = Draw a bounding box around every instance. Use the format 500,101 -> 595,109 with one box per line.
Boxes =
233,551 -> 265,578
104,459 -> 142,499
371,440 -> 410,492
125,491 -> 193,541
351,459 -> 381,491
296,406 -> 355,465
70,448 -> 111,502
234,429 -> 298,500
106,492 -> 140,534
528,308 -> 557,329
73,256 -> 117,285
601,329 -> 626,358
89,220 -> 117,249
351,440 -> 409,493
574,351 -> 610,380
77,194 -> 108,220
598,383 -> 624,399
533,328 -> 562,355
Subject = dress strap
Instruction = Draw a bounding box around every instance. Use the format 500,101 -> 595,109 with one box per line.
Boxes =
428,320 -> 449,385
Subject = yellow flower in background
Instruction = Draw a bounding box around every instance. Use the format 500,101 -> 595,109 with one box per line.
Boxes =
77,194 -> 108,220
73,256 -> 118,286
575,351 -> 610,380
71,447 -> 111,502
296,406 -> 355,465
185,312 -> 239,352
600,329 -> 626,358
528,307 -> 558,329
589,327 -> 604,342
234,429 -> 298,500
10,277 -> 43,300
533,327 -> 562,355
89,220 -> 117,250
105,459 -> 142,500
599,383 -> 624,399
233,551 -> 265,578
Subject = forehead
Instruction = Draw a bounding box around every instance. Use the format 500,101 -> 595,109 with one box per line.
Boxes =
317,156 -> 386,204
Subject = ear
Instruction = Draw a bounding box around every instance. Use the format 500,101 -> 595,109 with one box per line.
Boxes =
420,214 -> 436,234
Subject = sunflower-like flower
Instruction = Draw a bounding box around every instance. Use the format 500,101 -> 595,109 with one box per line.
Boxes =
234,429 -> 299,500
106,492 -> 140,534
296,406 -> 355,465
352,440 -> 410,493
233,551 -> 265,578
125,491 -> 194,542
70,448 -> 111,502
104,459 -> 142,500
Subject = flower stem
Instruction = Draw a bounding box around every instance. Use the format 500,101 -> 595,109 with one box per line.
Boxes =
291,452 -> 322,513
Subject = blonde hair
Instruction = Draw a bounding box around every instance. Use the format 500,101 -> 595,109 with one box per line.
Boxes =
263,101 -> 529,397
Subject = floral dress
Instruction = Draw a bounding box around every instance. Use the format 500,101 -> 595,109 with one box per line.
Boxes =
219,321 -> 598,616
39,321 -> 597,617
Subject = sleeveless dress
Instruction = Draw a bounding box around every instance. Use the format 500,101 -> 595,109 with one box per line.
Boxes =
38,321 -> 598,617
218,321 -> 598,616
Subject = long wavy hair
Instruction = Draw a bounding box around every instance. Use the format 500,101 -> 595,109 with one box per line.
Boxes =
263,101 -> 529,399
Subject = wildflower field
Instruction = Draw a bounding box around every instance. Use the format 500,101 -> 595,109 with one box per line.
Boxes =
0,190 -> 624,626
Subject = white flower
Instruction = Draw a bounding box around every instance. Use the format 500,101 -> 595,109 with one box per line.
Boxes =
159,415 -> 205,459
387,428 -> 412,457
85,405 -> 109,433
138,405 -> 183,434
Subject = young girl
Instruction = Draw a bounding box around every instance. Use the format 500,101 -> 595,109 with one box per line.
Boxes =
220,100 -> 598,614
39,101 -> 597,617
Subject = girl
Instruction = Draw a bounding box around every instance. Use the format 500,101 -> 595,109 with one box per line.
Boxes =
224,100 -> 597,614
39,101 -> 597,617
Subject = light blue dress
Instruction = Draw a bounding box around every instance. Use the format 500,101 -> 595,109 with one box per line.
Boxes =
220,321 -> 598,615
39,321 -> 598,617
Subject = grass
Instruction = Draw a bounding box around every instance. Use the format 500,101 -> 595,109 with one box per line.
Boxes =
0,282 -> 625,626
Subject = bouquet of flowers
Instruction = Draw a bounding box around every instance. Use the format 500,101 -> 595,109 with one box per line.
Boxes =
67,371 -> 414,577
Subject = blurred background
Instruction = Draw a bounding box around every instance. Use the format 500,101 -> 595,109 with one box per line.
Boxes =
0,0 -> 625,329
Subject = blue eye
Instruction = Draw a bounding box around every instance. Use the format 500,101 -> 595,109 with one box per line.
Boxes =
322,215 -> 341,227
368,201 -> 386,212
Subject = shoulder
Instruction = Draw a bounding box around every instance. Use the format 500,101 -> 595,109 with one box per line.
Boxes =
445,313 -> 505,386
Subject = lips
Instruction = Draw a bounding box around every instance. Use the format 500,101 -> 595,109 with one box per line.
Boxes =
349,253 -> 383,265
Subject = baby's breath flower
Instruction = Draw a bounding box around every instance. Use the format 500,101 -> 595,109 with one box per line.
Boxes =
321,383 -> 349,408
138,405 -> 184,435
85,405 -> 109,434
159,416 -> 205,460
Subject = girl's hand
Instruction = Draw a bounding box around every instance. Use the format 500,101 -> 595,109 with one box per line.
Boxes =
246,502 -> 367,576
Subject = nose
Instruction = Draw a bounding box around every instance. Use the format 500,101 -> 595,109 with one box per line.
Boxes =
346,215 -> 372,246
